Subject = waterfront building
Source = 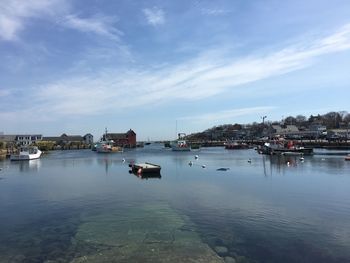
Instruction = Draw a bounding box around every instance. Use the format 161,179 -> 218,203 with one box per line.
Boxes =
103,129 -> 136,148
15,135 -> 43,145
43,133 -> 93,145
83,133 -> 94,145
0,134 -> 42,145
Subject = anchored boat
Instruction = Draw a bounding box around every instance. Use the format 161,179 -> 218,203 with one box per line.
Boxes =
224,141 -> 249,150
171,133 -> 191,151
95,128 -> 123,153
259,140 -> 313,155
10,146 -> 42,161
129,162 -> 161,175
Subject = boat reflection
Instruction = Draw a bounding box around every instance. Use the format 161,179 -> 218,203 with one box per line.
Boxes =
14,159 -> 42,172
129,170 -> 162,180
262,155 -> 301,176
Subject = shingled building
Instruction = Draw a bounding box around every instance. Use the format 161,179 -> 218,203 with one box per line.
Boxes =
103,129 -> 136,148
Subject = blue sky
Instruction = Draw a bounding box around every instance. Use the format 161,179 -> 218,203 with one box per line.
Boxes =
1,0 -> 350,141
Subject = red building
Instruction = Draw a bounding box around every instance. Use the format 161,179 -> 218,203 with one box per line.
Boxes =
104,129 -> 136,148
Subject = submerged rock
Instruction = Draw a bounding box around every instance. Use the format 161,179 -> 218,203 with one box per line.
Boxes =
71,203 -> 224,262
215,245 -> 228,255
224,256 -> 237,263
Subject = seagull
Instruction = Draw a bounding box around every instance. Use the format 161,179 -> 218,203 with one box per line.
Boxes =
248,159 -> 252,163
122,158 -> 126,163
194,155 -> 199,159
299,157 -> 304,161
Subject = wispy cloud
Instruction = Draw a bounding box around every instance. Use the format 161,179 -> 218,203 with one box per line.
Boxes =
179,107 -> 275,123
0,0 -> 122,42
0,0 -> 64,41
143,7 -> 165,26
0,89 -> 10,97
3,23 -> 350,120
201,8 -> 231,16
62,14 -> 122,41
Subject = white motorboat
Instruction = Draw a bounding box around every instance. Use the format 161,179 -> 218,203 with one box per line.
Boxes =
96,141 -> 123,153
10,146 -> 42,161
171,133 -> 191,151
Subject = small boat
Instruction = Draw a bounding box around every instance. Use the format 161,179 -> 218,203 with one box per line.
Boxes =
224,141 -> 249,150
95,141 -> 123,153
259,140 -> 313,155
171,133 -> 191,151
10,146 -> 42,161
95,128 -> 123,153
129,162 -> 161,174
345,155 -> 350,161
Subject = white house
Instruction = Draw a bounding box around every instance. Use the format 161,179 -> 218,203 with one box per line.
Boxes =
15,135 -> 42,145
83,133 -> 94,145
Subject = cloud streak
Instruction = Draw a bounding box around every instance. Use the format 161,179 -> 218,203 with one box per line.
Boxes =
0,0 -> 122,42
62,14 -> 122,41
0,0 -> 64,41
3,23 -> 350,121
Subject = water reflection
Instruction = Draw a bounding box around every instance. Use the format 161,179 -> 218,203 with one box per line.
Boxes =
96,156 -> 127,175
12,159 -> 42,172
129,170 -> 162,180
261,155 -> 300,176
0,148 -> 350,262
260,154 -> 350,177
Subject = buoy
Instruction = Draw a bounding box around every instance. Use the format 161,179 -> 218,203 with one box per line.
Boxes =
122,158 -> 126,163
188,161 -> 193,166
299,157 -> 304,161
202,165 -> 206,168
195,155 -> 199,159
248,159 -> 252,163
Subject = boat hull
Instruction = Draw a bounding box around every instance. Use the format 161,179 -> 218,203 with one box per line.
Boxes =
129,162 -> 161,174
171,146 -> 191,151
10,151 -> 42,161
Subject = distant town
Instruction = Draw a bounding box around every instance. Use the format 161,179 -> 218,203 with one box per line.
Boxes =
0,129 -> 137,155
187,111 -> 350,142
1,111 -> 350,157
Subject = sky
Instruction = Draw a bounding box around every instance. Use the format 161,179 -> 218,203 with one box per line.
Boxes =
1,0 -> 350,141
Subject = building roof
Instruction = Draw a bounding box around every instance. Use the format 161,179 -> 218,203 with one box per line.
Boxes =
126,129 -> 136,135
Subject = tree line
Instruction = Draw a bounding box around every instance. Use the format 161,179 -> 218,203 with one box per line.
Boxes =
187,111 -> 350,141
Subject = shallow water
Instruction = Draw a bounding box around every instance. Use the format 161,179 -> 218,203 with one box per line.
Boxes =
0,145 -> 350,262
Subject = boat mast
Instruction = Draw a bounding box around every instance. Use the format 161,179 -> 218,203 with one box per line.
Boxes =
175,120 -> 178,139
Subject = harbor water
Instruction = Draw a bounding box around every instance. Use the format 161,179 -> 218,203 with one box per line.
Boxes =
0,145 -> 350,262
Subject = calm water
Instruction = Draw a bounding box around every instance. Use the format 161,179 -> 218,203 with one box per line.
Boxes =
0,145 -> 350,263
